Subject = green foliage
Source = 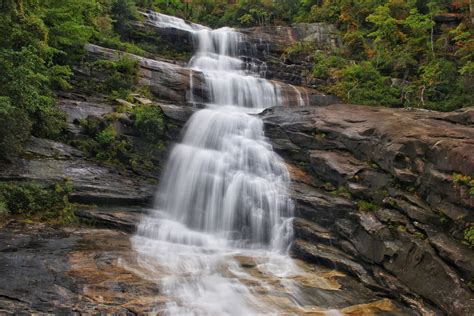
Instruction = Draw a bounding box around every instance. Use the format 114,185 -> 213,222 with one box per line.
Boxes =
303,0 -> 473,110
357,200 -> 380,212
464,226 -> 474,248
111,0 -> 140,34
330,62 -> 400,106
133,105 -> 165,144
0,180 -> 75,223
84,57 -> 140,98
74,105 -> 166,172
76,118 -> 131,163
330,186 -> 352,199
150,0 -> 304,28
453,173 -> 474,196
0,46 -> 67,160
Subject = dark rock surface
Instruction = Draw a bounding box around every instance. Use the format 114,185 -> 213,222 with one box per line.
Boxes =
0,222 -> 164,314
263,104 -> 474,315
0,138 -> 155,206
74,207 -> 145,233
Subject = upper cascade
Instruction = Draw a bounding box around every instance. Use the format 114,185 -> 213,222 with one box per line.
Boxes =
145,11 -> 284,108
145,10 -> 209,32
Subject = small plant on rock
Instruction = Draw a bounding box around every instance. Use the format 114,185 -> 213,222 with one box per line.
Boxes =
357,200 -> 380,212
464,226 -> 474,248
452,173 -> 474,197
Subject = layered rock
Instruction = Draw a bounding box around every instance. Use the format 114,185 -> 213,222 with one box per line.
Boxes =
0,221 -> 414,314
131,13 -> 342,88
84,44 -> 339,107
0,136 -> 155,206
262,104 -> 474,315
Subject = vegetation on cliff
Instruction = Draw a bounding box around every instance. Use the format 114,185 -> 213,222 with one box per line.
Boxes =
154,0 -> 473,111
1,0 -> 472,163
0,0 -> 137,161
0,180 -> 75,223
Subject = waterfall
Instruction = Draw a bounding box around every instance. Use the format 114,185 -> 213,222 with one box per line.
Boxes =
131,12 -> 301,315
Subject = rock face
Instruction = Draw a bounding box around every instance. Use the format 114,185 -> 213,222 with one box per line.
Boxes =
84,44 -> 339,107
128,13 -> 342,89
0,136 -> 155,206
262,104 -> 474,315
240,23 -> 341,87
0,221 -> 416,314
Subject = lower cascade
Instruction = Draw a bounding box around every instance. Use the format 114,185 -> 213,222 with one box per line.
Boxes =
130,13 -> 306,315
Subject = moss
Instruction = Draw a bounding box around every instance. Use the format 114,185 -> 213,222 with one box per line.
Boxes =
0,180 -> 76,224
314,131 -> 327,140
397,225 -> 407,232
464,226 -> 474,248
437,211 -> 449,224
413,231 -> 426,239
369,161 -> 380,170
357,200 -> 380,212
323,182 -> 336,191
330,186 -> 352,199
452,173 -> 474,196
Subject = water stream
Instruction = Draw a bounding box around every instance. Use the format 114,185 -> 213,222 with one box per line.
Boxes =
131,12 -> 310,315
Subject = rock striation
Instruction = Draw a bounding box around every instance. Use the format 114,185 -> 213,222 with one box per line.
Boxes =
262,104 -> 474,315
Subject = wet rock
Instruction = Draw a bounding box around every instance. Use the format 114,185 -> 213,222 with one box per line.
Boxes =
429,232 -> 474,280
24,137 -> 84,159
75,207 -> 145,233
158,103 -> 196,124
0,223 -> 165,314
291,182 -> 356,227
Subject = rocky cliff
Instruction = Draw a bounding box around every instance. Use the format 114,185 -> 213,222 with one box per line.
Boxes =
0,16 -> 473,315
263,104 -> 474,314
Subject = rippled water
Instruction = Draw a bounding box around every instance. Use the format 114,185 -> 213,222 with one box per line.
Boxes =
132,12 -> 308,315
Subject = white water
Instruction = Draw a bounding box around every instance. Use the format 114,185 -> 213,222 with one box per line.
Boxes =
132,12 -> 304,315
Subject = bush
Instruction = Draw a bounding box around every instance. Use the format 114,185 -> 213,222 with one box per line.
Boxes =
357,200 -> 380,212
331,62 -> 401,107
464,226 -> 474,247
133,105 -> 165,144
0,180 -> 75,222
0,98 -> 31,161
87,57 -> 140,98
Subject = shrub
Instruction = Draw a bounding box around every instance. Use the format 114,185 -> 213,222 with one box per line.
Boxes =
357,200 -> 380,212
88,57 -> 140,98
464,226 -> 474,247
331,61 -> 401,107
133,105 -> 165,144
0,180 -> 75,223
453,173 -> 474,197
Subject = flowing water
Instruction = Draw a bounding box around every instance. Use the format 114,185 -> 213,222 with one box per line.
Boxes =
131,12 -> 313,315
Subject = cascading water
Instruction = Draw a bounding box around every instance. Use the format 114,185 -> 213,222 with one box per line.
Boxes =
131,12 -> 306,315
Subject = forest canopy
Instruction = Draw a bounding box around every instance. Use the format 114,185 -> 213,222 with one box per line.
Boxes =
0,0 -> 472,162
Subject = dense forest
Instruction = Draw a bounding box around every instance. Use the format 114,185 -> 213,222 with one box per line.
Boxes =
0,0 -> 472,181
